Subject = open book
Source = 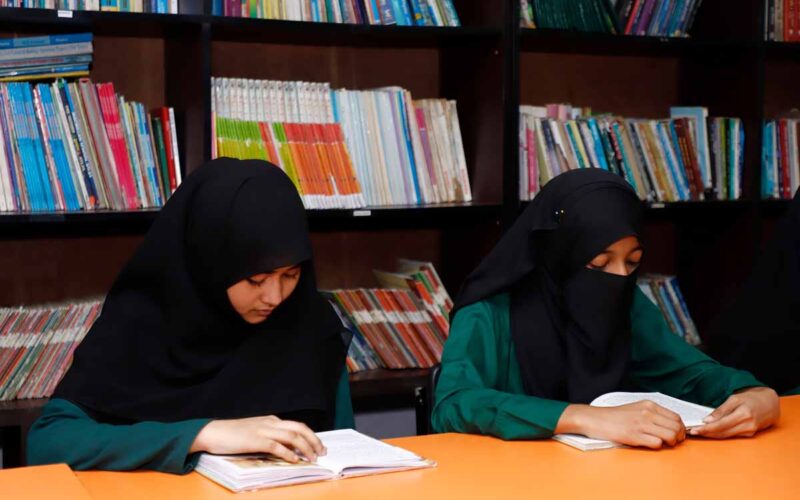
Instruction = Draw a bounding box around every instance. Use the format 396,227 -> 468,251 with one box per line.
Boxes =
553,392 -> 714,451
195,429 -> 434,492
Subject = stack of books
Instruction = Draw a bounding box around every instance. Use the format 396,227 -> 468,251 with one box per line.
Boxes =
638,274 -> 702,345
519,104 -> 743,202
0,33 -> 92,83
327,260 -> 452,373
762,116 -> 800,199
0,300 -> 101,401
521,0 -> 705,37
212,78 -> 471,208
1,1 -> 180,12
210,0 -> 461,26
764,0 -> 800,41
0,78 -> 182,213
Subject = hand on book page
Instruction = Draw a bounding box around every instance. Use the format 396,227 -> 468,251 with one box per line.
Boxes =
191,415 -> 326,463
689,387 -> 780,439
556,400 -> 686,450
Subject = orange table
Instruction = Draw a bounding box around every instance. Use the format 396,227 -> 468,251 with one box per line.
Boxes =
65,396 -> 800,499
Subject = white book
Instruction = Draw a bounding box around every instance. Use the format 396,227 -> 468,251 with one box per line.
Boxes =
553,392 -> 713,451
195,429 -> 434,493
447,100 -> 471,202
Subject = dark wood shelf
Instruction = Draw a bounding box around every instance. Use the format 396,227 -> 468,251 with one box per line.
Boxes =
0,6 -> 206,37
0,203 -> 502,238
519,28 -> 756,56
210,16 -> 500,47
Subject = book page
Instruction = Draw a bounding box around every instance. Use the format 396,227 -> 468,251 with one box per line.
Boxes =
590,392 -> 713,428
316,429 -> 424,475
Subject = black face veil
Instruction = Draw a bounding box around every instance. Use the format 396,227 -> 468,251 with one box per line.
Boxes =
55,159 -> 349,430
454,169 -> 644,403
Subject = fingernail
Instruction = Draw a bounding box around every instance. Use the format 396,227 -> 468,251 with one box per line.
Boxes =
689,428 -> 698,435
703,416 -> 714,423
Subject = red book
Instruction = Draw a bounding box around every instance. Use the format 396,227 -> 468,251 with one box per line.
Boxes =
160,108 -> 178,194
779,120 -> 791,199
624,0 -> 644,35
96,83 -> 138,209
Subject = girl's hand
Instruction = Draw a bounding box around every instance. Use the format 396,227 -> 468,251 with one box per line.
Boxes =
556,401 -> 686,449
690,387 -> 780,439
190,415 -> 325,463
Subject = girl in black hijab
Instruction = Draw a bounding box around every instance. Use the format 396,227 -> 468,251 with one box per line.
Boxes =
432,169 -> 779,448
707,191 -> 800,396
27,159 -> 352,473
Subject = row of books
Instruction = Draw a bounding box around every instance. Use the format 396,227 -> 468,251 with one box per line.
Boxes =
764,0 -> 800,41
638,274 -> 701,345
0,32 -> 92,83
212,77 -> 471,208
328,259 -> 452,373
519,104 -> 743,202
0,78 -> 182,213
1,0 -> 179,12
762,117 -> 800,199
0,300 -> 100,401
521,0 -> 705,37
211,0 -> 460,26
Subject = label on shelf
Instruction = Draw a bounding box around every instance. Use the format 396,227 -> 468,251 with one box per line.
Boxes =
650,203 -> 666,209
353,210 -> 372,217
57,10 -> 74,18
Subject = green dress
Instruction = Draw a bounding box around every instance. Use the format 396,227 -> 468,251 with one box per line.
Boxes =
432,289 -> 763,440
27,370 -> 354,473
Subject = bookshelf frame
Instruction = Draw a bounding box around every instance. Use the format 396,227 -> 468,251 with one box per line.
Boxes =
0,0 -> 794,467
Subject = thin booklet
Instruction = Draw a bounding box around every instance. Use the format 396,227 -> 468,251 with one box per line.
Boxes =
195,429 -> 435,492
553,392 -> 713,451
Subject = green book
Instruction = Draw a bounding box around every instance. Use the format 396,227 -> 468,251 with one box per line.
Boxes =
151,116 -> 170,200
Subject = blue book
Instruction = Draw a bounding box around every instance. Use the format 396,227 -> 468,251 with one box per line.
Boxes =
407,0 -> 425,26
763,121 -> 775,198
367,0 -> 381,24
656,0 -> 676,35
727,119 -> 735,199
390,0 -> 410,25
657,280 -> 685,338
0,64 -> 90,78
8,83 -> 43,210
586,118 -> 610,170
668,121 -> 692,199
656,121 -> 688,200
611,122 -> 639,193
21,83 -> 56,211
37,84 -> 80,211
665,0 -> 685,36
0,33 -> 93,51
648,0 -> 670,36
212,0 -> 223,15
395,91 -> 422,203
564,122 -> 587,169
135,102 -> 163,206
311,0 -> 321,22
377,0 -> 396,24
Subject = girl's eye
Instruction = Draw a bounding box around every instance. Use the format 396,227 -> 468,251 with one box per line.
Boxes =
247,278 -> 264,286
283,273 -> 299,280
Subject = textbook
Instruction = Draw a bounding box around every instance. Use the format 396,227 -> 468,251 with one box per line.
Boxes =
553,392 -> 713,451
195,429 -> 434,492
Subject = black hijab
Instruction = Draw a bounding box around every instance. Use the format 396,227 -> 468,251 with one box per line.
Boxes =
55,158 -> 349,430
453,169 -> 643,404
706,191 -> 800,394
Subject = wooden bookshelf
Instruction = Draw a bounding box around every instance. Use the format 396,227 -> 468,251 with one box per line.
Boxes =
0,0 -> 796,467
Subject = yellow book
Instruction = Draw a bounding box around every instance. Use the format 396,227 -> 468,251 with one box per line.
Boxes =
0,71 -> 90,82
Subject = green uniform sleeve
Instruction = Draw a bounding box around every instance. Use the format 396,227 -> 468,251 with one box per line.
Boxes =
629,289 -> 764,408
432,295 -> 569,440
27,399 -> 211,474
333,368 -> 355,429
